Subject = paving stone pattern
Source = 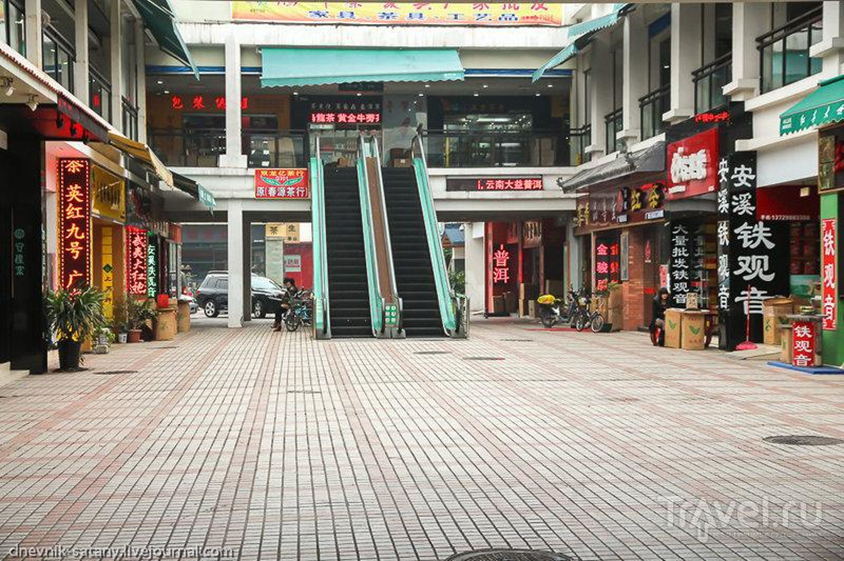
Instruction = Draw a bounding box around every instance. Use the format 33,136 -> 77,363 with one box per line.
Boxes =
1,320 -> 843,560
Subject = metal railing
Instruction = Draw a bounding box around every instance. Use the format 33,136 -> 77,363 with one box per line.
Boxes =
693,53 -> 732,113
758,6 -> 823,93
356,134 -> 386,337
121,98 -> 139,141
310,136 -> 330,339
245,132 -> 307,168
604,108 -> 623,154
89,66 -> 111,122
147,129 -> 307,168
569,124 -> 591,166
639,84 -> 670,140
421,130 -> 566,167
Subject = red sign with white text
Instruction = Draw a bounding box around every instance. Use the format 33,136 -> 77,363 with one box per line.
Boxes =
822,218 -> 837,331
666,128 -> 719,200
792,320 -> 816,367
127,226 -> 149,296
58,158 -> 91,289
492,244 -> 510,284
255,169 -> 310,199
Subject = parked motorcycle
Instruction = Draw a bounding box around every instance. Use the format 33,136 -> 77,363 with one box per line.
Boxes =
537,287 -> 582,328
283,290 -> 313,332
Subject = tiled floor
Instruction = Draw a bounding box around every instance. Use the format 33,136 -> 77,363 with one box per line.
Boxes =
1,318 -> 843,560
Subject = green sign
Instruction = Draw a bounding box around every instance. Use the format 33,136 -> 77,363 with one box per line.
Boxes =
198,185 -> 216,210
13,228 -> 24,277
147,233 -> 157,297
385,303 -> 398,326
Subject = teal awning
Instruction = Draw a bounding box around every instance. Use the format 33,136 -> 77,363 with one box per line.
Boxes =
261,48 -> 464,88
532,32 -> 595,83
565,3 -> 631,38
132,0 -> 198,79
198,185 -> 216,210
780,74 -> 844,135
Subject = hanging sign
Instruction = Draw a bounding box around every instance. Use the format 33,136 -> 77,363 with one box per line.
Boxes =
58,158 -> 92,289
255,169 -> 310,199
91,165 -> 126,223
127,226 -> 149,296
792,321 -> 817,368
13,228 -> 25,278
716,152 -> 790,350
492,244 -> 510,284
170,94 -> 249,111
147,233 -> 158,298
232,2 -> 564,26
101,228 -> 114,318
666,128 -> 719,200
669,221 -> 695,305
822,218 -> 837,331
594,234 -> 620,292
309,100 -> 382,125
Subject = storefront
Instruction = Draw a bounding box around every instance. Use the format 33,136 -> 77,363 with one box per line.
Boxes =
817,126 -> 843,366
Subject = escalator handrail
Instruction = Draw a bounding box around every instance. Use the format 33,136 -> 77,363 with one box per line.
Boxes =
368,134 -> 403,335
356,134 -> 385,336
411,134 -> 457,335
310,137 -> 331,338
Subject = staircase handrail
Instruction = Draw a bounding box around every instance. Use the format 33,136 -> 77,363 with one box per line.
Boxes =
310,137 -> 331,338
356,133 -> 385,336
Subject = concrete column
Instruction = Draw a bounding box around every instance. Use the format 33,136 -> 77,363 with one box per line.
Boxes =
135,19 -> 147,143
565,220 -> 582,291
811,2 -> 844,75
464,222 -> 486,314
24,0 -> 42,67
664,3 -> 700,124
220,35 -> 247,168
73,0 -> 89,103
620,9 -> 648,145
227,201 -> 244,328
109,0 -> 123,131
242,215 -> 252,322
586,36 -> 613,159
724,3 -> 769,101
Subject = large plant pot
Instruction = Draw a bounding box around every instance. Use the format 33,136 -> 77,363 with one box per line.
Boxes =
127,329 -> 142,343
58,339 -> 82,370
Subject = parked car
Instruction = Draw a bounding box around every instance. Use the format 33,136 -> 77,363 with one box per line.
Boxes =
196,271 -> 286,318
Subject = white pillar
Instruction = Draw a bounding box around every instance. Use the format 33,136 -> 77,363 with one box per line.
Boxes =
227,201 -> 244,328
242,215 -> 252,322
565,219 -> 582,291
811,2 -> 844,75
220,35 -> 247,168
135,19 -> 147,143
73,0 -> 89,103
620,9 -> 648,145
24,0 -> 42,67
664,3 -> 700,124
109,0 -> 123,132
464,222 -> 486,314
724,3 -> 769,101
586,35 -> 613,159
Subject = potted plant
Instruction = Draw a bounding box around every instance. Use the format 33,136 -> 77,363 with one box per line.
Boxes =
45,286 -> 107,371
112,299 -> 129,343
127,297 -> 157,343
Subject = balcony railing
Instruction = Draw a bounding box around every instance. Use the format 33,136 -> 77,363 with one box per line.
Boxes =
604,108 -> 622,154
423,130 -> 567,167
639,84 -> 670,141
569,124 -> 591,166
148,128 -> 307,168
122,98 -> 139,141
758,6 -> 823,94
693,53 -> 732,113
89,67 -> 111,123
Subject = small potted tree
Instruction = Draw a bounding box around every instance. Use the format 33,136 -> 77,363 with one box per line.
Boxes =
127,297 -> 157,343
112,299 -> 129,344
45,286 -> 107,371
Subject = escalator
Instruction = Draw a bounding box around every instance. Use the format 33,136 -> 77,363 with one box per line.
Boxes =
323,166 -> 372,337
383,166 -> 450,337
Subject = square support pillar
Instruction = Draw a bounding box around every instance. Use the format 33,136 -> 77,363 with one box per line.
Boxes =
227,201 -> 244,328
664,3 -> 700,124
24,0 -> 42,67
220,35 -> 247,168
109,0 -> 123,133
812,2 -> 844,74
73,0 -> 89,104
620,9 -> 648,144
587,37 -> 613,158
135,20 -> 147,143
242,215 -> 252,322
464,222 -> 486,313
724,3 -> 769,101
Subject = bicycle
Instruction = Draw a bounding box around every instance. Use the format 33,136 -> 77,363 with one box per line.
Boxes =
572,292 -> 605,333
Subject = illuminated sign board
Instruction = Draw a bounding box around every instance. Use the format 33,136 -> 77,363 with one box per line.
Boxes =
58,158 -> 92,289
127,226 -> 148,296
822,218 -> 837,331
492,244 -> 510,284
255,169 -> 310,199
171,95 -> 249,111
446,177 -> 544,191
147,233 -> 157,298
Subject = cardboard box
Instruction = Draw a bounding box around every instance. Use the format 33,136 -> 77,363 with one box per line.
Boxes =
664,308 -> 684,348
503,291 -> 518,314
519,298 -> 531,318
528,300 -> 539,318
392,158 -> 412,168
492,295 -> 505,315
681,310 -> 707,350
763,298 -> 794,346
780,325 -> 793,363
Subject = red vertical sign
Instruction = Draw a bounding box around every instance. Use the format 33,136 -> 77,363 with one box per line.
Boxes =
822,218 -> 837,331
127,226 -> 149,296
492,244 -> 511,284
792,321 -> 816,367
58,158 -> 91,289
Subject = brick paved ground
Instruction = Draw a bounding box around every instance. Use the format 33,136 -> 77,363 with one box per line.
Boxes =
1,318 -> 844,560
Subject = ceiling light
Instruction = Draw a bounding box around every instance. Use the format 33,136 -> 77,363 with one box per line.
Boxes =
4,83 -> 13,97
483,84 -> 489,88
26,95 -> 38,111
157,80 -> 163,85
164,90 -> 170,94
535,93 -> 541,97
418,92 -> 423,97
547,84 -> 553,88
473,92 -> 479,97
356,92 -> 362,97
424,84 -> 430,88
293,91 -> 299,96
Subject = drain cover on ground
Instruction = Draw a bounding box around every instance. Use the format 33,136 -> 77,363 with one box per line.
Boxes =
447,549 -> 571,561
95,370 -> 138,375
414,351 -> 451,355
763,435 -> 844,446
463,356 -> 505,361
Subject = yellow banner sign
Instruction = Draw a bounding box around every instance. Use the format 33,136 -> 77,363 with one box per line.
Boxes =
91,165 -> 126,223
232,2 -> 563,26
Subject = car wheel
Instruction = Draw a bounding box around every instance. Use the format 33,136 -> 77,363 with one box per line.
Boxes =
204,300 -> 219,318
253,300 -> 266,319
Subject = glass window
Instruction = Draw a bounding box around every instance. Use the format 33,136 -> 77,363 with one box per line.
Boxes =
252,277 -> 280,291
583,70 -> 591,126
121,18 -> 137,106
759,2 -> 822,93
42,30 -> 74,93
3,0 -> 26,56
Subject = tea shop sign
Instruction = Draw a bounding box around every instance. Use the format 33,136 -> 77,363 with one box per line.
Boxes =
58,158 -> 92,289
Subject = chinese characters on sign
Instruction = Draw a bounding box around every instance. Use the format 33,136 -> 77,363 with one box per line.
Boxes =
716,152 -> 789,349
13,228 -> 25,277
446,177 -> 543,192
617,183 -> 665,223
594,236 -> 620,292
147,234 -> 157,298
127,226 -> 149,296
231,2 -> 564,26
492,244 -> 510,284
669,222 -> 695,305
310,100 -> 381,125
170,95 -> 249,111
255,169 -> 310,199
821,218 -> 837,331
694,111 -> 730,124
666,128 -> 719,200
58,158 -> 91,289
792,321 -> 816,368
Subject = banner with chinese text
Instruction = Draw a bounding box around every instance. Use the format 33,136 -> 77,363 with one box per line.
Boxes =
255,169 -> 310,199
127,227 -> 149,296
822,218 -> 837,331
232,2 -> 564,26
58,159 -> 92,289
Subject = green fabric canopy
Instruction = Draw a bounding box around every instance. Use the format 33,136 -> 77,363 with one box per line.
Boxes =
531,32 -> 595,83
261,48 -> 464,88
565,3 -> 630,38
780,74 -> 844,135
132,0 -> 198,79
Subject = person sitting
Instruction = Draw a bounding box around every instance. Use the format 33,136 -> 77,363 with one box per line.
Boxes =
649,287 -> 672,346
272,277 -> 298,332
